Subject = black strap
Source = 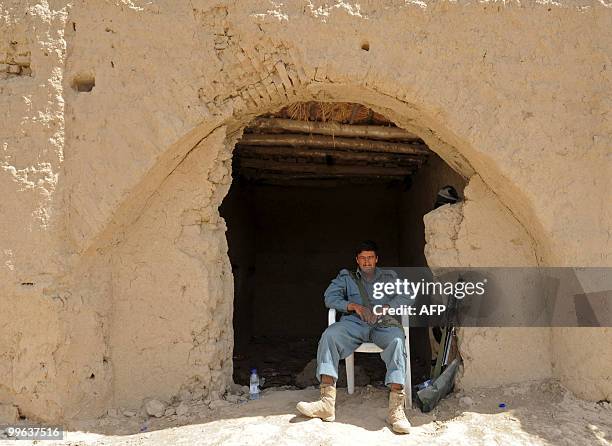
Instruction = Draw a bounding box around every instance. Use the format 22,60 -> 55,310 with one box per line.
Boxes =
349,270 -> 402,329
348,270 -> 371,309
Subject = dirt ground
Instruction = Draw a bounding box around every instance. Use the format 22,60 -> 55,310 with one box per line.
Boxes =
232,337 -> 430,388
4,380 -> 609,446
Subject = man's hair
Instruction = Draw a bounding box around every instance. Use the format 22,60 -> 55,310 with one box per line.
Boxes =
355,240 -> 379,257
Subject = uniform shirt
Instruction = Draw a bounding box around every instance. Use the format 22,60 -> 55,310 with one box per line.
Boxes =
323,267 -> 412,326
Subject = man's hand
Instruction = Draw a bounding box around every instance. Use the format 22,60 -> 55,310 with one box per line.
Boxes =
347,303 -> 378,324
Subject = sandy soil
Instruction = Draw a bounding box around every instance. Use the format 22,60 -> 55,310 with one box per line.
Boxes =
4,381 -> 610,446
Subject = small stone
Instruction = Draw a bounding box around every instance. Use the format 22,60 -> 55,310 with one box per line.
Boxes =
459,396 -> 474,407
123,409 -> 137,417
0,404 -> 19,423
7,64 -> 20,74
144,399 -> 166,418
229,382 -> 243,394
209,400 -> 231,410
241,386 -> 249,394
107,408 -> 119,417
225,394 -> 239,403
164,407 -> 176,416
176,403 -> 189,417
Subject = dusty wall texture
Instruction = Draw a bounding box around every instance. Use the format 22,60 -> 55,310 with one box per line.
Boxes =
1,0 -> 611,422
424,176 -> 551,390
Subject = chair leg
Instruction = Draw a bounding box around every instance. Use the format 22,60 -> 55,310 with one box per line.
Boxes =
405,333 -> 412,408
345,353 -> 355,394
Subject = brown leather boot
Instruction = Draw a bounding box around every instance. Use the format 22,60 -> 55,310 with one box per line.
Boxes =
387,388 -> 411,434
296,383 -> 336,422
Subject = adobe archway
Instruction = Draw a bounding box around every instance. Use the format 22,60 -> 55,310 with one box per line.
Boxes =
97,83 -> 550,416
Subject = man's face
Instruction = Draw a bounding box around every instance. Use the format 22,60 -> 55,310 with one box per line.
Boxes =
356,250 -> 378,274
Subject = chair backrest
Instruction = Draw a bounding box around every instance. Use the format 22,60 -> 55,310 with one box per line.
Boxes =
401,313 -> 410,333
328,308 -> 337,326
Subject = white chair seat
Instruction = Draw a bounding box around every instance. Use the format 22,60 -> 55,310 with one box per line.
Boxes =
355,342 -> 383,353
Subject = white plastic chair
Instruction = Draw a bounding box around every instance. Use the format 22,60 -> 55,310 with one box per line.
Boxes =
328,308 -> 412,408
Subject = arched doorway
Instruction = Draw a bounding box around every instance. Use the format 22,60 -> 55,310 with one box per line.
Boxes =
220,101 -> 466,389
104,84 -> 544,413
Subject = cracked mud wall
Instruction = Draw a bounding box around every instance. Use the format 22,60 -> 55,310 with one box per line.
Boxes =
0,1 -> 69,421
424,176 -> 552,390
108,128 -> 235,409
398,154 -> 467,267
56,0 -> 612,269
0,1 -> 115,422
1,0 -> 611,422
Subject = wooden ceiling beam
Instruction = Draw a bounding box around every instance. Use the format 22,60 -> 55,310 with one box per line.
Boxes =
235,145 -> 424,165
238,133 -> 429,156
248,117 -> 420,141
239,170 -> 408,181
237,158 -> 414,177
239,177 -> 404,188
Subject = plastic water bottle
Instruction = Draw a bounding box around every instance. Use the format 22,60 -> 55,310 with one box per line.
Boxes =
249,368 -> 260,400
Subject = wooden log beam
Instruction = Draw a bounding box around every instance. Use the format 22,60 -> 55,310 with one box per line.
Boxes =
238,158 -> 414,177
239,169 -> 407,181
239,174 -> 406,187
238,133 -> 429,156
235,145 -> 424,165
248,117 -> 421,141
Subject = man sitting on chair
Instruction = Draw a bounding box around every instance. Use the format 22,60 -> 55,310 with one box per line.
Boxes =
296,240 -> 412,434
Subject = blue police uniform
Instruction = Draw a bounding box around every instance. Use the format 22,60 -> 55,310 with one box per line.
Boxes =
316,267 -> 410,387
